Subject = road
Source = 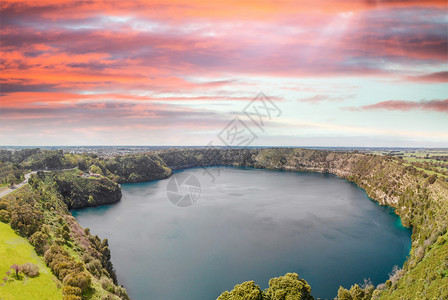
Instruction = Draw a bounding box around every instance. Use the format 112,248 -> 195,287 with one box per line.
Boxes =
0,168 -> 77,198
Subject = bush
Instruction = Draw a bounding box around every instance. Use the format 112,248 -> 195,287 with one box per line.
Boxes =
44,244 -> 84,281
86,259 -> 103,278
100,277 -> 115,293
19,263 -> 39,277
0,201 -> 8,210
427,174 -> 437,184
337,282 -> 374,300
115,286 -> 129,300
10,203 -> 43,237
29,231 -> 49,255
62,285 -> 82,296
63,271 -> 92,293
217,281 -> 262,300
0,209 -> 11,223
266,273 -> 313,300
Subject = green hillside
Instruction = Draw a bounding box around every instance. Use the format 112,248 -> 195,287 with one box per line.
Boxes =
0,222 -> 62,300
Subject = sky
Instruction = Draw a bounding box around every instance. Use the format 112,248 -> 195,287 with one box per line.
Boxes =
0,0 -> 447,147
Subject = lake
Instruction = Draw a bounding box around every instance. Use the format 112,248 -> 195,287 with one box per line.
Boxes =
71,167 -> 412,299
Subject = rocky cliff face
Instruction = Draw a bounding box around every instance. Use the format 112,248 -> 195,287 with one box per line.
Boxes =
38,171 -> 122,209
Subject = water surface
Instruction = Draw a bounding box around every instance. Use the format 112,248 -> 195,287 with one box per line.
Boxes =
72,167 -> 411,299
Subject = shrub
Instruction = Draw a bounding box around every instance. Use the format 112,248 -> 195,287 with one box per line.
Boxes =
63,271 -> 92,293
337,282 -> 374,300
44,244 -> 84,281
10,203 -> 43,237
266,273 -> 313,300
54,238 -> 66,245
62,285 -> 82,296
19,263 -> 39,277
0,209 -> 11,223
115,286 -> 129,300
0,201 -> 8,210
388,265 -> 404,284
86,258 -> 103,278
427,174 -> 437,184
100,277 -> 115,293
29,231 -> 50,255
217,281 -> 262,300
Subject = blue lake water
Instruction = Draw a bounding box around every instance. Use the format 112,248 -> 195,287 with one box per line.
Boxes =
72,167 -> 412,299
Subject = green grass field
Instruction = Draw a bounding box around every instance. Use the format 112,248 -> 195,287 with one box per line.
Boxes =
0,222 -> 62,300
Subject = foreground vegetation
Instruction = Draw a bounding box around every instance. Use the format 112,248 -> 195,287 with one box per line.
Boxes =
0,175 -> 128,299
1,147 -> 447,299
0,222 -> 62,300
217,273 -> 313,300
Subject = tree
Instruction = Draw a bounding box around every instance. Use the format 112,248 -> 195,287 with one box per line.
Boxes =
265,273 -> 313,300
7,174 -> 16,187
62,224 -> 71,241
217,281 -> 262,300
29,230 -> 49,255
337,282 -> 374,300
218,273 -> 314,300
0,210 -> 11,223
62,272 -> 92,293
337,286 -> 353,300
10,264 -> 19,279
10,202 -> 43,237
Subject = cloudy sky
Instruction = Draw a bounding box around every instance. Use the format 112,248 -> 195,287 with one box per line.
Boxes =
1,0 -> 447,147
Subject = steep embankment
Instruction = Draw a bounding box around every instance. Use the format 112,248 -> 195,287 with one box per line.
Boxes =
1,174 -> 129,299
36,170 -> 122,209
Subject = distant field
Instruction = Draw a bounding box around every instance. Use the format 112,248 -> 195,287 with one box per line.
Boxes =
0,222 -> 62,300
367,149 -> 448,178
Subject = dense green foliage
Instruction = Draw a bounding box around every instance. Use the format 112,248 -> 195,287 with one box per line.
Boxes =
104,154 -> 171,183
217,273 -> 313,300
1,174 -> 128,299
337,281 -> 375,300
0,148 -> 76,170
35,170 -> 122,209
217,281 -> 262,300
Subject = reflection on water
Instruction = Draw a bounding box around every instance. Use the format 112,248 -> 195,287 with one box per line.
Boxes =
72,167 -> 412,300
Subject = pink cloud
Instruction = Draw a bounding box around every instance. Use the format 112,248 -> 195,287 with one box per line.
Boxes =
406,71 -> 448,83
346,99 -> 448,113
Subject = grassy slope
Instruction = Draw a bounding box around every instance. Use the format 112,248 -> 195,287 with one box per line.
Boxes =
378,232 -> 448,299
0,222 -> 62,300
